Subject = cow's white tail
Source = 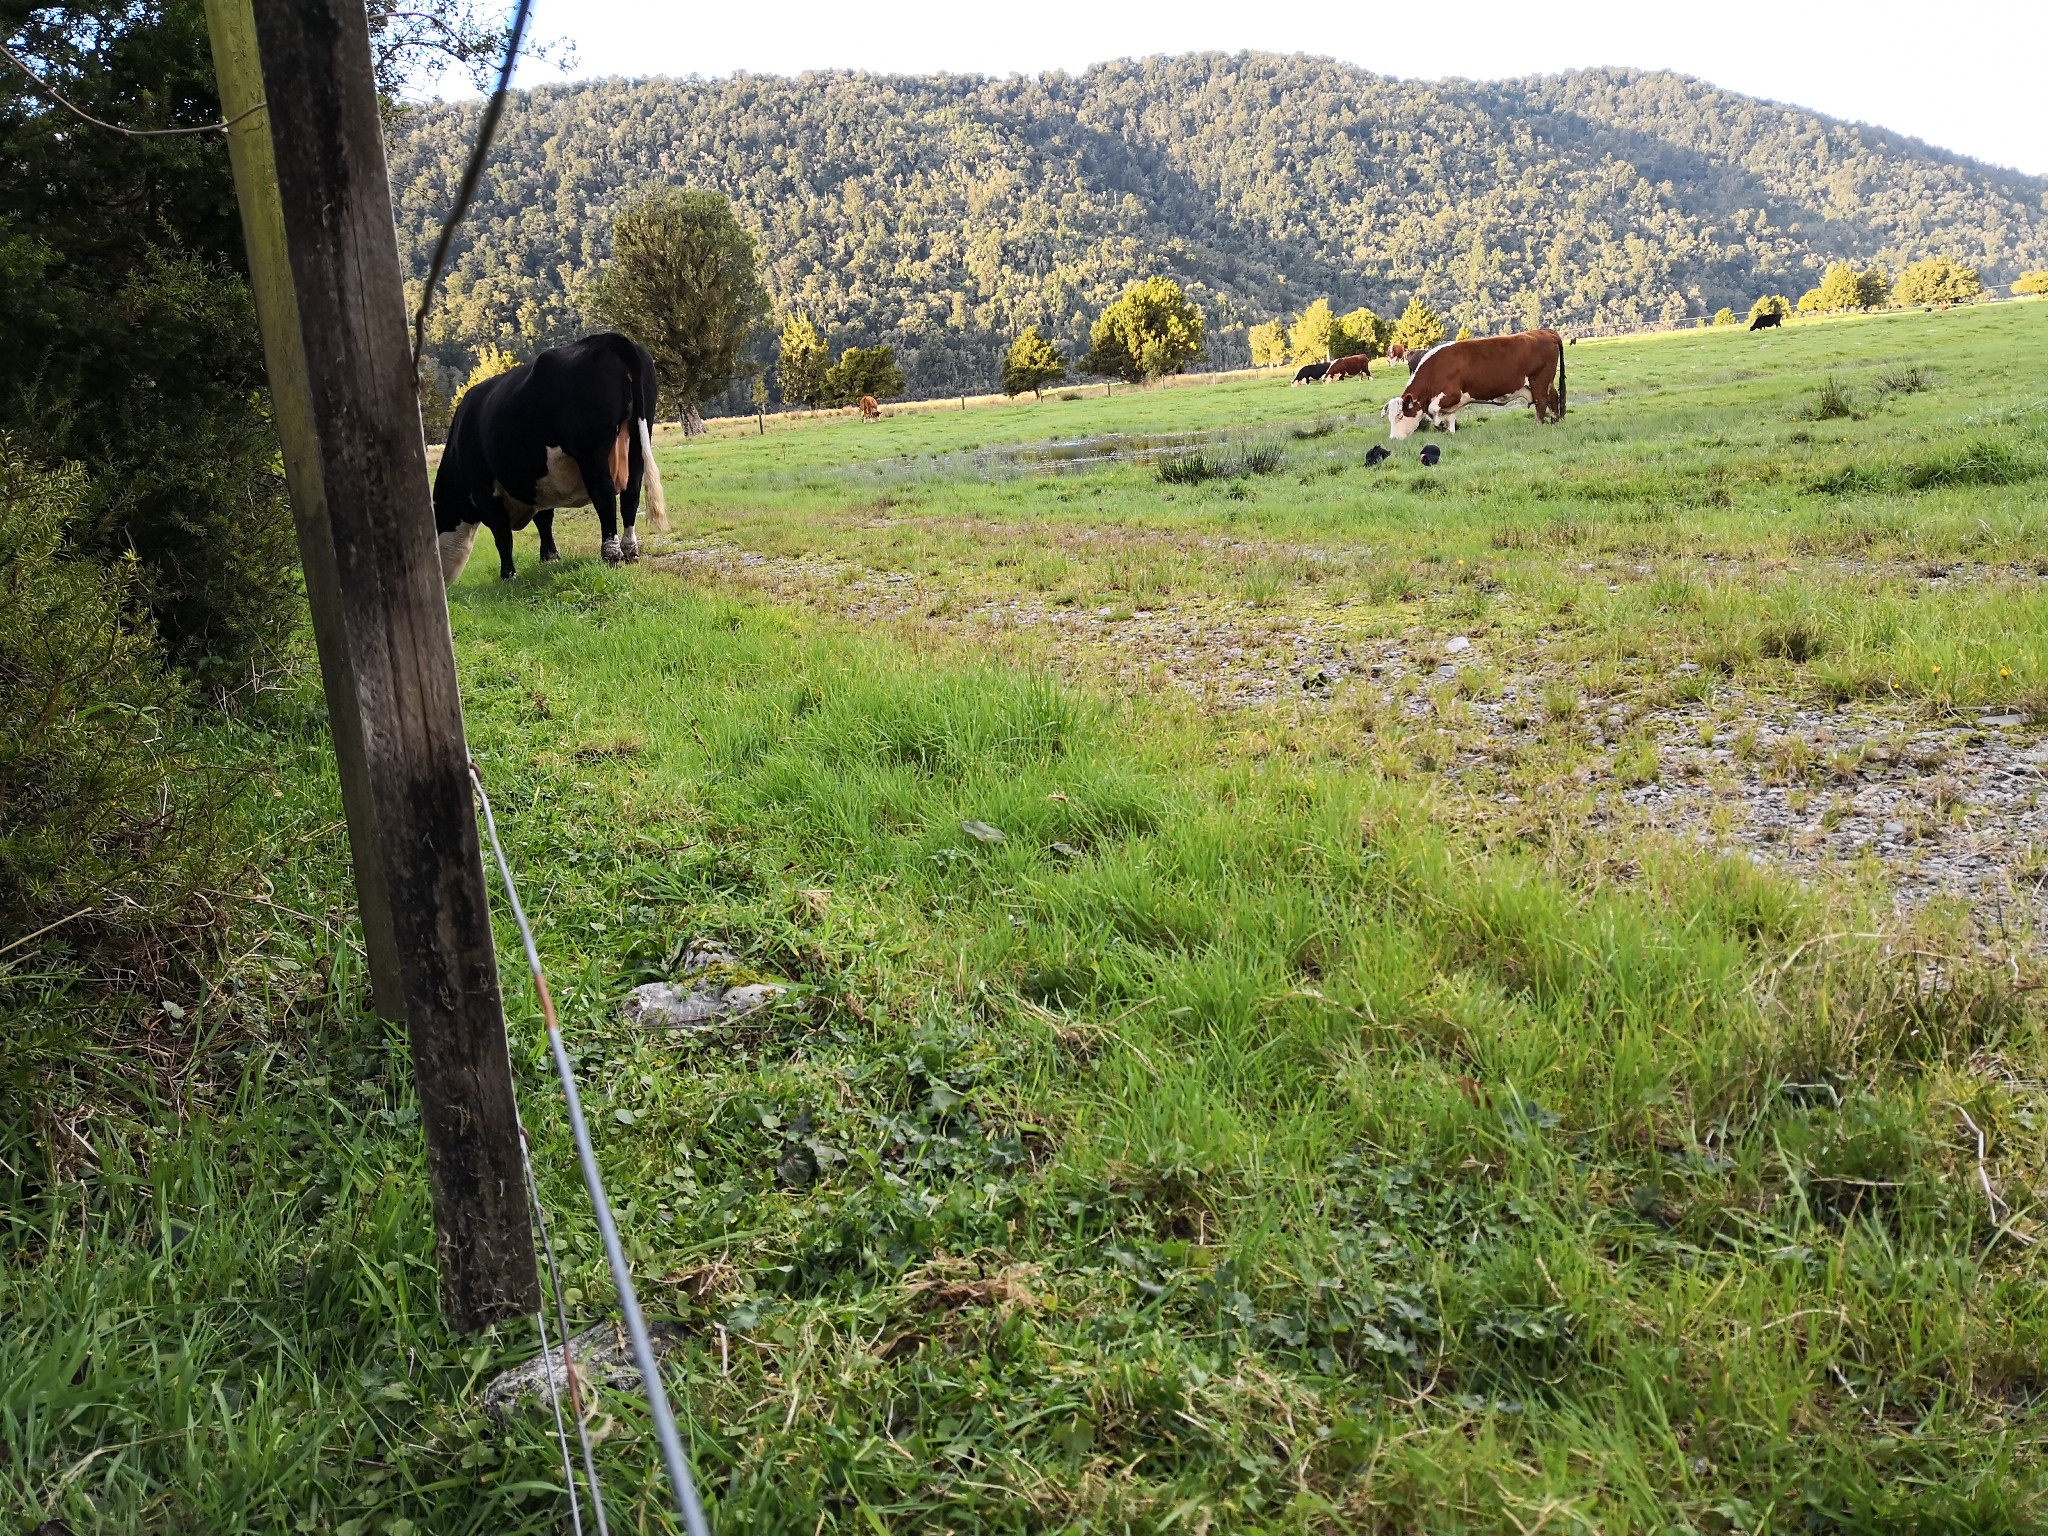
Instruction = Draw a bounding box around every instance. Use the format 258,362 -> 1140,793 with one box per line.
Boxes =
638,418 -> 669,532
437,523 -> 479,588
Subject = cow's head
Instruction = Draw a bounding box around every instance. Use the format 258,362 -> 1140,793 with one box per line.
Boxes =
1385,394 -> 1425,440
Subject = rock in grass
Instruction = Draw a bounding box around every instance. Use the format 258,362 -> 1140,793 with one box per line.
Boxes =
1444,636 -> 1471,654
624,979 -> 787,1031
481,1319 -> 682,1420
1050,841 -> 1083,860
961,819 -> 1007,844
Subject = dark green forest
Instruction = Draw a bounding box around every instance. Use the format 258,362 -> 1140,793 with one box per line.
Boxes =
388,53 -> 2048,404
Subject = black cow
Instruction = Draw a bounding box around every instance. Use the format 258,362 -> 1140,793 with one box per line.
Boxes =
1749,309 -> 1784,331
1293,361 -> 1330,385
433,332 -> 667,585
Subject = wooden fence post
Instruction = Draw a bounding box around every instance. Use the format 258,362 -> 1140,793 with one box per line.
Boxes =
204,0 -> 538,1331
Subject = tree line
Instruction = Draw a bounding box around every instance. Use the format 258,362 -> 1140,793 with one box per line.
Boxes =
388,55 -> 2048,405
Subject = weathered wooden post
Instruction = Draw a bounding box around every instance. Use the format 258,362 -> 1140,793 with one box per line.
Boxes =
204,0 -> 538,1330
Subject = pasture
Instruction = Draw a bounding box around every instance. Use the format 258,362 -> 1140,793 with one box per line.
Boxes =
8,302 -> 2048,1533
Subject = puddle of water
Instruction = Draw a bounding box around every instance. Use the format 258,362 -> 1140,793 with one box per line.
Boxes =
852,416 -> 1373,484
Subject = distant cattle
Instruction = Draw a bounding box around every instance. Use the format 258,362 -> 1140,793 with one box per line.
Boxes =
1385,330 -> 1566,440
1323,353 -> 1373,382
1292,362 -> 1330,385
1749,309 -> 1784,331
1364,445 -> 1391,467
1387,342 -> 1447,377
859,395 -> 881,421
433,332 -> 666,584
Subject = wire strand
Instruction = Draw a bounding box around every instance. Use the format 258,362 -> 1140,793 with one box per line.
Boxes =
522,1127 -> 613,1536
1,41 -> 266,137
471,760 -> 713,1536
409,0 -> 532,372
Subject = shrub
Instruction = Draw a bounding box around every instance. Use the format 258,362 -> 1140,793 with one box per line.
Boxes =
1389,297 -> 1449,353
777,315 -> 831,410
1798,287 -> 1824,312
1804,377 -> 1857,420
1288,299 -> 1338,364
452,344 -> 521,410
1001,327 -> 1066,399
1082,277 -> 1206,382
1713,307 -> 1737,326
1748,295 -> 1792,324
1810,261 -> 1887,312
0,447 -> 220,951
823,344 -> 906,404
2015,271 -> 2048,296
1894,257 -> 1982,306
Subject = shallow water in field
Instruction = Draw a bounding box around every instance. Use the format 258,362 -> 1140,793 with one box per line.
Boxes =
855,414 -> 1376,483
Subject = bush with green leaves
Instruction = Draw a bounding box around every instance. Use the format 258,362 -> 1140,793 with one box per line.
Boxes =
1388,296 -> 1449,353
585,187 -> 768,415
1081,277 -> 1206,382
1810,262 -> 1888,313
1334,306 -> 1385,357
824,345 -> 906,404
0,447 -> 219,952
1000,328 -> 1066,399
778,316 -> 831,410
1247,318 -> 1288,366
1749,294 -> 1792,324
1713,307 -> 1737,326
1893,257 -> 1982,306
1288,299 -> 1338,364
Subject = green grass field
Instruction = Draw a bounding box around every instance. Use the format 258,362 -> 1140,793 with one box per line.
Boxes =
8,302 -> 2048,1534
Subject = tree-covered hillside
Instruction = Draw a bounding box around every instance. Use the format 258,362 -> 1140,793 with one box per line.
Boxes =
387,53 -> 2048,403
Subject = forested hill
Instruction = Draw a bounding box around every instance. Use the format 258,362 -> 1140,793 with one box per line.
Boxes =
387,53 -> 2048,401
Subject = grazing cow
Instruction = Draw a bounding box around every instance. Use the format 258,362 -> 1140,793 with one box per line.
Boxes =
1323,353 -> 1373,382
1384,329 -> 1566,440
1749,309 -> 1784,331
859,395 -> 881,421
1364,445 -> 1391,467
1292,361 -> 1330,385
1419,444 -> 1441,467
433,332 -> 666,584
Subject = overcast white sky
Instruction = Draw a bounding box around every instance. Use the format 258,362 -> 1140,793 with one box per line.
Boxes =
460,0 -> 2048,177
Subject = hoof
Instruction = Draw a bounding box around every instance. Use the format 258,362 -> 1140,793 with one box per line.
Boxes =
620,529 -> 639,561
600,536 -> 623,564
539,546 -> 560,563
499,567 -> 516,581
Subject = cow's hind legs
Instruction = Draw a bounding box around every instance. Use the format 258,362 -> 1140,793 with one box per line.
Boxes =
536,509 -> 560,562
593,480 -> 623,564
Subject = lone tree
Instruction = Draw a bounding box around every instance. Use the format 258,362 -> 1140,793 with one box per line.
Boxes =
1810,261 -> 1888,312
1334,307 -> 1385,357
1713,307 -> 1737,326
1001,327 -> 1067,399
1288,298 -> 1339,364
1082,277 -> 1206,382
2015,271 -> 2048,296
777,316 -> 831,412
1895,257 -> 1983,306
1388,296 -> 1449,354
1248,318 -> 1289,367
1748,294 -> 1792,324
586,188 -> 767,421
824,345 -> 906,405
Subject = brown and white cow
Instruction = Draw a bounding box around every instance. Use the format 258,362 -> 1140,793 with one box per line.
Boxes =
859,395 -> 881,422
1384,330 -> 1565,440
1323,353 -> 1373,381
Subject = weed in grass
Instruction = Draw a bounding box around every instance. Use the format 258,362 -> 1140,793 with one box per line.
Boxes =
1875,365 -> 1935,397
1804,376 -> 1858,420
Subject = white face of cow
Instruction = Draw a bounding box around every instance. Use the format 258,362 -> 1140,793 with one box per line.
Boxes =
1386,396 -> 1423,440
